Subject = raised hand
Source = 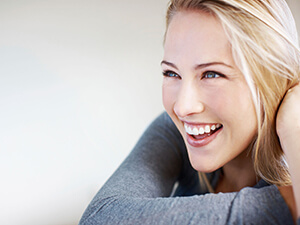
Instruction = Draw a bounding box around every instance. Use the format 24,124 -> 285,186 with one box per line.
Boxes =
276,82 -> 300,220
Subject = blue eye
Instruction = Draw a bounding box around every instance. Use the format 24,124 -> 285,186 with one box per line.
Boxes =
162,71 -> 180,78
203,71 -> 221,79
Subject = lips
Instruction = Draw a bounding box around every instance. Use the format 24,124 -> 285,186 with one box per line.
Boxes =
184,122 -> 223,147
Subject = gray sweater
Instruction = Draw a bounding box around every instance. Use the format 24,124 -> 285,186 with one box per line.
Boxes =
79,112 -> 296,225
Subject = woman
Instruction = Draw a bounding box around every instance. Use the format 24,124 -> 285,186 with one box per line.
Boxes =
80,0 -> 300,224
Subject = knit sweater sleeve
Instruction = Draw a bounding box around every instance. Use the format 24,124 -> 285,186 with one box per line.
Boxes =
79,112 -> 294,225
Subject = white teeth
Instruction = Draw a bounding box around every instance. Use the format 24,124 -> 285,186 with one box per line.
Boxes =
184,123 -> 221,135
204,125 -> 210,133
211,125 -> 216,131
192,127 -> 199,135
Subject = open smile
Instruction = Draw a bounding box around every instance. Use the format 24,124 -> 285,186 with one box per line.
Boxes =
184,122 -> 223,147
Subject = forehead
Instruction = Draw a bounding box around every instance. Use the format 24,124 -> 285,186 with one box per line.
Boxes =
164,10 -> 233,65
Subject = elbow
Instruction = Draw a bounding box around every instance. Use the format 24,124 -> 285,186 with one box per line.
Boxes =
79,196 -> 118,225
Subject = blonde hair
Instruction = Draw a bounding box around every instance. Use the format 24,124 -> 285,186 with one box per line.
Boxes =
165,0 -> 300,188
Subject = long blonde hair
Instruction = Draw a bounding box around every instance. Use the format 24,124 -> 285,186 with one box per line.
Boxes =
165,0 -> 300,188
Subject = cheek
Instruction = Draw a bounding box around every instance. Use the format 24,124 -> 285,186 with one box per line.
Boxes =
207,86 -> 257,128
204,88 -> 229,113
162,81 -> 176,113
218,87 -> 257,134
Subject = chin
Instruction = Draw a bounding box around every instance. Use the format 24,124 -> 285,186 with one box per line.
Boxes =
189,158 -> 223,173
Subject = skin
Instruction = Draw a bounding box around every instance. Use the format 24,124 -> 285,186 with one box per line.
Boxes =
277,83 -> 300,221
161,10 -> 258,192
161,9 -> 300,221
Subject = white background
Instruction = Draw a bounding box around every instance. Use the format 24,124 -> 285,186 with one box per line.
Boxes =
0,1 -> 299,225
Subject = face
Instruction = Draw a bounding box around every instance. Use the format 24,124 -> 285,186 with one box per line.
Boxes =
162,10 -> 258,173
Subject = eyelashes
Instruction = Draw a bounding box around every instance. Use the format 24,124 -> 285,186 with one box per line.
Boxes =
162,70 -> 180,78
203,71 -> 222,79
162,70 -> 225,79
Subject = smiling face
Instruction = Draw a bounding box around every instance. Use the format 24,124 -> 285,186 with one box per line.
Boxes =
162,10 -> 258,173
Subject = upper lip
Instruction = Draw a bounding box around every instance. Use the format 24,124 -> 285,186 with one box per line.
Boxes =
182,120 -> 220,126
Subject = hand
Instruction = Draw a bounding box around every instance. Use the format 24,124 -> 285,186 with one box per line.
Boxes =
276,83 -> 300,145
276,82 -> 300,221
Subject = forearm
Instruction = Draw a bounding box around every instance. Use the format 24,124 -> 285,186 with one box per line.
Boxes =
279,130 -> 300,217
79,112 -> 183,223
80,184 -> 293,225
80,111 -> 295,224
80,193 -> 235,225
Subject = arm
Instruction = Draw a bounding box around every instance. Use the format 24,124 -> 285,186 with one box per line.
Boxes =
80,112 -> 294,225
277,83 -> 300,223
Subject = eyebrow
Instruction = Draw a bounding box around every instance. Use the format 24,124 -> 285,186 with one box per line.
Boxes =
160,60 -> 233,70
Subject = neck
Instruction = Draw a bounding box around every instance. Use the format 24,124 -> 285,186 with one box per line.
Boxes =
215,150 -> 258,193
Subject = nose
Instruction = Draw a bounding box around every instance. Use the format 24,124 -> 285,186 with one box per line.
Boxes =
174,80 -> 205,118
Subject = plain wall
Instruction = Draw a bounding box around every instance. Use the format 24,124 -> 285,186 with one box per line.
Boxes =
0,1 -> 168,225
1,1 -> 299,225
